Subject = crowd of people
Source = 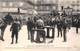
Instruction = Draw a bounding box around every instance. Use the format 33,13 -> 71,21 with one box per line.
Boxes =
27,14 -> 80,43
0,12 -> 80,44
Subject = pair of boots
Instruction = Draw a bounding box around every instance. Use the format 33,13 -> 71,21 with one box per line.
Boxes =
0,37 -> 4,41
11,38 -> 18,44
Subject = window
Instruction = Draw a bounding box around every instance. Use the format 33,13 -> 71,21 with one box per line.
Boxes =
3,2 -> 6,7
19,2 -> 24,7
9,2 -> 13,7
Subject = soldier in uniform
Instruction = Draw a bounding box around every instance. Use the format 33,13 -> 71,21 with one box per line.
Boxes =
27,17 -> 34,41
57,17 -> 62,37
51,18 -> 56,38
75,18 -> 79,34
62,17 -> 67,42
33,16 -> 38,29
10,19 -> 21,44
4,13 -> 13,24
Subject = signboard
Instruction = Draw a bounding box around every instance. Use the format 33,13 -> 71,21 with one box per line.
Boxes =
0,8 -> 27,14
64,7 -> 73,15
0,8 -> 18,12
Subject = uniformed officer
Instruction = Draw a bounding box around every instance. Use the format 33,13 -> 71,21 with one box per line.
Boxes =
27,17 -> 34,41
57,17 -> 62,37
4,13 -> 13,24
51,18 -> 56,38
62,17 -> 67,42
10,19 -> 21,44
75,18 -> 79,34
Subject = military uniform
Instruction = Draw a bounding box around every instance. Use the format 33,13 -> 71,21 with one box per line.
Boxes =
51,18 -> 56,38
57,19 -> 62,37
62,18 -> 67,42
27,18 -> 34,40
10,20 -> 21,44
75,18 -> 79,34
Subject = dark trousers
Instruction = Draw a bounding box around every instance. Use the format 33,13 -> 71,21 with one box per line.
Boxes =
52,28 -> 55,39
0,29 -> 4,40
46,28 -> 50,38
57,28 -> 62,37
31,30 -> 35,42
11,31 -> 18,43
76,27 -> 78,34
63,29 -> 67,42
28,30 -> 32,40
0,26 -> 6,41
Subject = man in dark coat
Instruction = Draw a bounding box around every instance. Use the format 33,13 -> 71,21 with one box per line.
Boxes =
10,19 -> 21,44
4,13 -> 13,24
51,18 -> 56,38
62,18 -> 67,42
57,18 -> 62,37
75,18 -> 79,34
27,17 -> 34,42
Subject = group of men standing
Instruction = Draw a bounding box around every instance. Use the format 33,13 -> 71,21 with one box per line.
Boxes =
27,15 -> 72,43
0,13 -> 21,44
10,18 -> 21,44
27,17 -> 45,43
0,13 -> 80,44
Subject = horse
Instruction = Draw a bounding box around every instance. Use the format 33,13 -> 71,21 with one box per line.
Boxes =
0,14 -> 13,41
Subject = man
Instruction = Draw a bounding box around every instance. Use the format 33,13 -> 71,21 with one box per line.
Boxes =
46,17 -> 52,38
10,19 -> 21,44
75,18 -> 79,34
51,18 -> 56,38
57,17 -> 62,37
33,16 -> 38,29
62,17 -> 67,42
48,18 -> 56,43
27,17 -> 34,41
4,13 -> 13,24
66,18 -> 72,30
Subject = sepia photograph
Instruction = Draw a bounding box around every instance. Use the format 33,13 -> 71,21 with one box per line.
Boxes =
0,0 -> 80,51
